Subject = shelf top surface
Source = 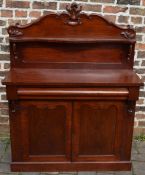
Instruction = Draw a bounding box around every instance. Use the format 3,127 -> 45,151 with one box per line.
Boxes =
3,68 -> 143,87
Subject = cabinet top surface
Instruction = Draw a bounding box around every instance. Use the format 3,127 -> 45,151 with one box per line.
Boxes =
3,68 -> 143,87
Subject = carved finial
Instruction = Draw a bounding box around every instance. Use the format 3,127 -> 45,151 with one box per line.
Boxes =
65,3 -> 82,26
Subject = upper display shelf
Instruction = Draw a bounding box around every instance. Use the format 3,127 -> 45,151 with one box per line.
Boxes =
9,37 -> 135,43
7,3 -> 136,70
8,3 -> 136,41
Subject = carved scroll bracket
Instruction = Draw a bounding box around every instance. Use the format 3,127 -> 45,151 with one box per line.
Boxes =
127,100 -> 135,116
121,31 -> 135,40
120,25 -> 135,39
10,100 -> 18,113
7,23 -> 23,37
65,3 -> 82,26
127,44 -> 133,61
12,43 -> 18,59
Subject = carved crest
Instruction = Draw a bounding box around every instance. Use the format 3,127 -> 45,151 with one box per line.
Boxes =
65,3 -> 82,26
7,2 -> 136,41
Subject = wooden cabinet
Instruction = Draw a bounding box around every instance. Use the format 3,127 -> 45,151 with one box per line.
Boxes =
3,2 -> 143,172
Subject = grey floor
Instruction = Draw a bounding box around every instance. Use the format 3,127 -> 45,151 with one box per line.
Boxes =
0,138 -> 145,175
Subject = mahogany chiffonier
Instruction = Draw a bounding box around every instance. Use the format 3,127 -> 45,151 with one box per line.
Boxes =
2,3 -> 143,172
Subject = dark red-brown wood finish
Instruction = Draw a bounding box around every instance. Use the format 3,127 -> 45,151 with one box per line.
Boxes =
2,2 -> 143,172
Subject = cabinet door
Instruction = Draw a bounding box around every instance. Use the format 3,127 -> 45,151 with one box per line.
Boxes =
10,100 -> 72,162
72,101 -> 125,162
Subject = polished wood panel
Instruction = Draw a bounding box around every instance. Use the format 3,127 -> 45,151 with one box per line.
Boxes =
12,42 -> 130,69
18,43 -> 128,63
8,13 -> 135,40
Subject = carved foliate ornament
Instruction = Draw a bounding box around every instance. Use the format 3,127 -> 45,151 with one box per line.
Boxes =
65,3 -> 82,26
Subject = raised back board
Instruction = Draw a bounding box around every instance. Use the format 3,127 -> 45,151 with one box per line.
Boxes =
8,3 -> 136,69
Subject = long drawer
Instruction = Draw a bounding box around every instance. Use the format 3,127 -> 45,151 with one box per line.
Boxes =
17,87 -> 129,100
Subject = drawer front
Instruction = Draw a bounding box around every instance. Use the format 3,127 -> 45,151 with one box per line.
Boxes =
16,87 -> 129,100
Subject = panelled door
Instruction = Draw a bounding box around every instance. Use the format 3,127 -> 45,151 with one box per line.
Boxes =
72,101 -> 125,162
10,99 -> 127,163
10,100 -> 72,162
